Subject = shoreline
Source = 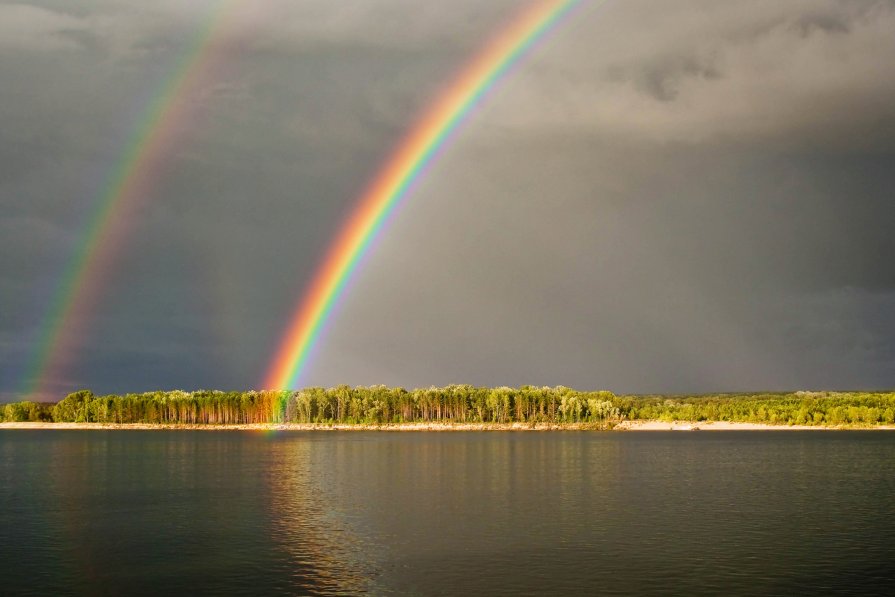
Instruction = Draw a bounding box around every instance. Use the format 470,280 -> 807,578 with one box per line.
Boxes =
615,420 -> 895,431
2,421 -> 894,431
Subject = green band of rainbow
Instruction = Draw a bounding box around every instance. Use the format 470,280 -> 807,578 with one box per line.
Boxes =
19,1 -> 234,400
263,0 -> 586,390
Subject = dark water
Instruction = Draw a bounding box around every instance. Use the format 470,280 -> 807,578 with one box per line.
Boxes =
2,431 -> 894,596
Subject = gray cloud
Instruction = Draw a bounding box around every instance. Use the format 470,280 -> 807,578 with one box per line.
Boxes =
0,3 -> 89,51
498,0 -> 895,148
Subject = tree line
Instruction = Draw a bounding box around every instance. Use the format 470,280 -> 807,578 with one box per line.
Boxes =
2,387 -> 894,427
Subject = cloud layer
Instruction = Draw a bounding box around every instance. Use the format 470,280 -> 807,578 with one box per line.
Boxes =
2,0 -> 894,399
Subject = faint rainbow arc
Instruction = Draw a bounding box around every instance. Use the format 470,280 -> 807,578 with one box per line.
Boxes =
20,1 -> 235,399
263,0 -> 585,390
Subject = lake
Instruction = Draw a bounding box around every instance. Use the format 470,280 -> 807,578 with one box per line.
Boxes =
2,430 -> 893,595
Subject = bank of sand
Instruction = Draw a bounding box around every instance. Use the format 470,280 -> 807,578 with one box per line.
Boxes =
1,421 -> 894,431
614,420 -> 895,431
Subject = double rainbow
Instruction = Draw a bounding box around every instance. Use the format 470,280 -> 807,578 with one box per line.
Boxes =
19,0 -> 585,398
263,0 -> 584,390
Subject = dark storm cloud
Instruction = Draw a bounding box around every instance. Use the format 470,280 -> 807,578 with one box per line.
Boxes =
0,0 -> 521,398
2,0 -> 894,399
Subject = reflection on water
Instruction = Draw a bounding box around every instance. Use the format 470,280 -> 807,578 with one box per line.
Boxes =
326,433 -> 628,595
2,431 -> 894,595
265,435 -> 375,594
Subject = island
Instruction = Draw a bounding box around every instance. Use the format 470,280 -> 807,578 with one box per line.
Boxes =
2,387 -> 895,430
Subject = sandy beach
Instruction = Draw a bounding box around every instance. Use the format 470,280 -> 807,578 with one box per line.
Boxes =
2,421 -> 894,431
614,420 -> 895,431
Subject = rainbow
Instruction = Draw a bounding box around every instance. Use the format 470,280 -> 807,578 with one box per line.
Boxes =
263,0 -> 585,390
20,1 -> 235,400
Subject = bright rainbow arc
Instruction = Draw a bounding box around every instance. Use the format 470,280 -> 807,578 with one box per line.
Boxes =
263,0 -> 585,390
20,1 -> 234,400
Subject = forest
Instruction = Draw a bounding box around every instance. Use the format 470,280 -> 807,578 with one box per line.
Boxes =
2,386 -> 895,427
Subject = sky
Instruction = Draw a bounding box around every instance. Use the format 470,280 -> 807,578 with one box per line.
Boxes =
2,0 -> 894,400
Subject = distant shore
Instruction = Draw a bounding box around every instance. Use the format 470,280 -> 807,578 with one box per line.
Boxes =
2,421 -> 894,431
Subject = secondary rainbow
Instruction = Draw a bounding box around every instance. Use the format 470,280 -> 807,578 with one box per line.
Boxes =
20,1 -> 235,400
263,0 -> 585,390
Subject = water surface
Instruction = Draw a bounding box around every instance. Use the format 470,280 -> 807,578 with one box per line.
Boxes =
2,431 -> 893,595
